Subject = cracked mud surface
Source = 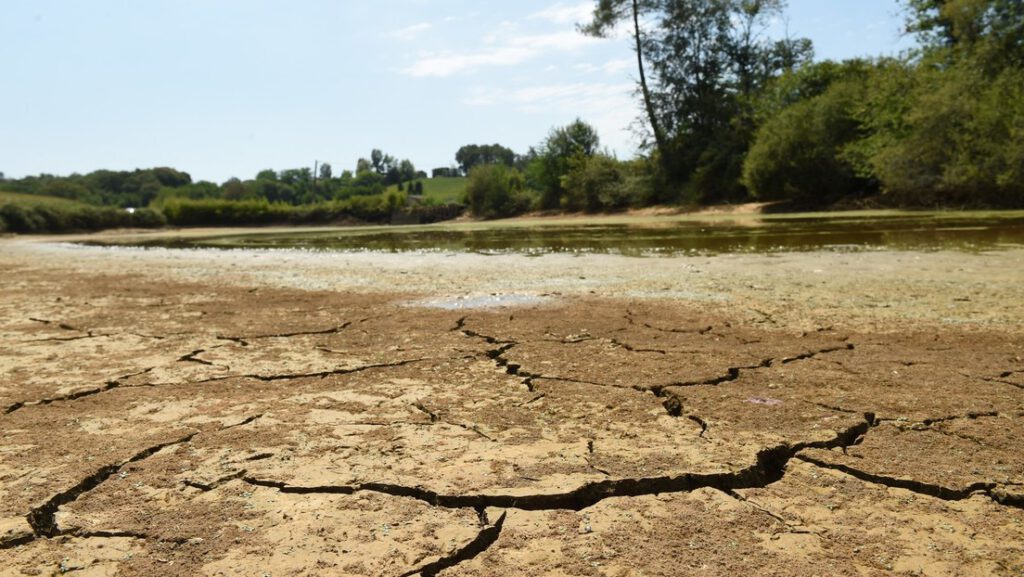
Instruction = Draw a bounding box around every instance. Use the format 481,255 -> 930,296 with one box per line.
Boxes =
1,237 -> 1023,576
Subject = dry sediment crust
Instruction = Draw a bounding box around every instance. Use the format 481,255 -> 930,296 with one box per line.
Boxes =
0,238 -> 1023,576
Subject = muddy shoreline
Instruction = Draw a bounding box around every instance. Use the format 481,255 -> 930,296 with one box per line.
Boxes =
1,234 -> 1022,576
7,231 -> 1024,331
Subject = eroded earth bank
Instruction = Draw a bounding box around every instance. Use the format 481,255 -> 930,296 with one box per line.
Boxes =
1,236 -> 1022,576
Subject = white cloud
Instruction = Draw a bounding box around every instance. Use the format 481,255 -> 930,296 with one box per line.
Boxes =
529,2 -> 594,25
403,31 -> 602,77
513,30 -> 597,51
576,58 -> 633,76
405,46 -> 537,78
602,57 -> 632,75
511,82 -> 632,107
392,22 -> 433,41
463,81 -> 632,114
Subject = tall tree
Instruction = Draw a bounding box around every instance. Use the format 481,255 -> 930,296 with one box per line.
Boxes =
583,0 -> 811,200
455,144 -> 517,174
529,119 -> 602,209
583,0 -> 668,172
370,149 -> 385,173
905,0 -> 1024,65
398,159 -> 417,183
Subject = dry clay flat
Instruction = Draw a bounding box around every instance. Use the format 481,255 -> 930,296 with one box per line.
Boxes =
1,238 -> 1022,577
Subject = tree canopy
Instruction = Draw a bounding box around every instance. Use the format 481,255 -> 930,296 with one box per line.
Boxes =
455,144 -> 517,175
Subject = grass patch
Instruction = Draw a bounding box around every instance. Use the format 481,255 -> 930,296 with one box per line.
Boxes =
0,190 -> 92,209
388,177 -> 467,205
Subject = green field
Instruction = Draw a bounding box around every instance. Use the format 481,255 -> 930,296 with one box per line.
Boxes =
0,190 -> 91,209
387,177 -> 467,205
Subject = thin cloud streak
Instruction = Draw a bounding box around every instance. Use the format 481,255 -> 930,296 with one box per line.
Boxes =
392,22 -> 433,41
529,2 -> 594,25
464,81 -> 633,107
403,30 -> 603,77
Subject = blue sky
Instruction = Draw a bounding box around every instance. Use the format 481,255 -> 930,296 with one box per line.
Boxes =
1,1 -> 914,183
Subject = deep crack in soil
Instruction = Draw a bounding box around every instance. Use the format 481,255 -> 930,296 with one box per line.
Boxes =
242,416 -> 874,512
3,367 -> 155,415
400,512 -> 507,577
26,432 -> 199,538
796,452 -> 1023,509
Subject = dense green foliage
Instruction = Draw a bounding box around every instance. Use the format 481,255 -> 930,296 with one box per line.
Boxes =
742,60 -> 877,207
847,2 -> 1024,207
0,200 -> 166,234
743,0 -> 1024,208
582,0 -> 1023,209
561,156 -> 654,212
460,121 -> 655,216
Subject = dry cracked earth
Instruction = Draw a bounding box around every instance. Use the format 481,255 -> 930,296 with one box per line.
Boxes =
1,239 -> 1023,576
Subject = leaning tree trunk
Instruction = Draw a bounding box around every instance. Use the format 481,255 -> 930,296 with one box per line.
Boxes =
632,0 -> 670,174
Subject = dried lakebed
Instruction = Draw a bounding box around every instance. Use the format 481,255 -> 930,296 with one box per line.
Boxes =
0,233 -> 1023,577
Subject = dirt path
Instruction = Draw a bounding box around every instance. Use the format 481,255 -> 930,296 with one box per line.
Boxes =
1,235 -> 1022,576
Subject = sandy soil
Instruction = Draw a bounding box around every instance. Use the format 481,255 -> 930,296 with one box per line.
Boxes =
1,232 -> 1022,577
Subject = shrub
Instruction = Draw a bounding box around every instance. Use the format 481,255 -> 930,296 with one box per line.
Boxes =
157,195 -> 401,227
465,164 -> 530,219
855,60 -> 1024,207
130,208 -> 168,228
743,77 -> 873,207
0,204 -> 46,233
0,202 -> 167,233
560,154 -> 625,212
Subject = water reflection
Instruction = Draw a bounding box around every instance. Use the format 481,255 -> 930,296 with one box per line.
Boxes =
91,213 -> 1024,256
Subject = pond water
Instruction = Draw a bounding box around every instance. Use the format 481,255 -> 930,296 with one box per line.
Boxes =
92,211 -> 1024,257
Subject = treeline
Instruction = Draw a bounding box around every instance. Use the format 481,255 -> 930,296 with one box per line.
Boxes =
0,149 -> 433,233
2,149 -> 424,210
745,0 -> 1024,208
3,0 -> 1021,232
2,167 -> 193,208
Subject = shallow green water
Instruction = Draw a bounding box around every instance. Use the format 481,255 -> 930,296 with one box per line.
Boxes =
93,211 -> 1024,256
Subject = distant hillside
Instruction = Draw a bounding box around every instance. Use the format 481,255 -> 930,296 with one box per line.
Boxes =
0,190 -> 91,209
